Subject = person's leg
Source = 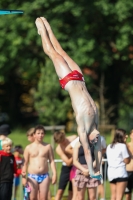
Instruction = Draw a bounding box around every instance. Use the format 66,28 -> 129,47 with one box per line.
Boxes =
14,186 -> 18,199
116,181 -> 127,200
76,187 -> 86,200
71,179 -> 78,200
39,175 -> 50,200
125,172 -> 133,200
97,184 -> 105,200
40,17 -> 83,74
87,187 -> 97,200
0,182 -> 13,200
28,177 -> 39,200
125,193 -> 132,200
35,18 -> 72,79
48,190 -> 52,200
14,177 -> 20,199
55,165 -> 71,200
110,182 -> 116,200
68,180 -> 73,200
55,189 -> 64,200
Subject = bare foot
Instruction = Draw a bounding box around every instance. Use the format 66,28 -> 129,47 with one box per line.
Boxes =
40,17 -> 51,32
35,17 -> 46,35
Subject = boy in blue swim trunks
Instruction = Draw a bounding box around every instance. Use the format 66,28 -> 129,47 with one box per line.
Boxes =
22,125 -> 57,200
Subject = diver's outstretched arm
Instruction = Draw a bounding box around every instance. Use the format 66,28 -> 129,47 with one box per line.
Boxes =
94,136 -> 102,173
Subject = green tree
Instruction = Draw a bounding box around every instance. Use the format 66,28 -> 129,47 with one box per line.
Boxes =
0,0 -> 133,129
34,60 -> 71,125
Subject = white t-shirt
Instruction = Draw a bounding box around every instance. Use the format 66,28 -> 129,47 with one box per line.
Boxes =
106,143 -> 129,181
70,136 -> 106,149
70,137 -> 79,148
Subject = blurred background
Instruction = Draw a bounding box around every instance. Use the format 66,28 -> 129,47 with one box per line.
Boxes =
0,0 -> 133,133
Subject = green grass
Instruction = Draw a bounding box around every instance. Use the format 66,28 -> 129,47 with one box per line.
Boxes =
9,129 -> 113,199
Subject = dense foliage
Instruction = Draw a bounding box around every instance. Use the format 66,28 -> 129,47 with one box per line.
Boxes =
0,0 -> 133,130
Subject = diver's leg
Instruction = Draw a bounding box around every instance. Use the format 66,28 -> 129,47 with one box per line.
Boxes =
40,17 -> 83,74
35,18 -> 71,79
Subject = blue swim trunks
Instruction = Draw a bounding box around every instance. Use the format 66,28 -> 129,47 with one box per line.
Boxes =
14,176 -> 20,186
28,173 -> 49,183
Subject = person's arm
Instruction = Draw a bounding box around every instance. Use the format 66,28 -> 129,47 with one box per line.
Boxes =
48,145 -> 57,184
122,144 -> 131,164
123,157 -> 130,164
13,156 -> 22,176
94,136 -> 102,173
126,143 -> 133,159
21,146 -> 30,186
65,143 -> 73,155
101,136 -> 106,155
73,142 -> 89,176
102,148 -> 106,155
65,136 -> 79,155
56,146 -> 73,166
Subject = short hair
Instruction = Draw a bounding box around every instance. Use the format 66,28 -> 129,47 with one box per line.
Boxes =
14,145 -> 23,151
34,125 -> 45,134
1,137 -> 13,147
26,128 -> 35,136
53,131 -> 65,143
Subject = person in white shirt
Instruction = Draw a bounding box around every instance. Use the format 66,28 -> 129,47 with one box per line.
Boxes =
106,128 -> 130,200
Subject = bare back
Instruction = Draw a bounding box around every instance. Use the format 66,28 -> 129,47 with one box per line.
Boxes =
126,142 -> 133,171
56,135 -> 77,164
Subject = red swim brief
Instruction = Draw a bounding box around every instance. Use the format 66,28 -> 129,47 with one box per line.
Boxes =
59,70 -> 84,89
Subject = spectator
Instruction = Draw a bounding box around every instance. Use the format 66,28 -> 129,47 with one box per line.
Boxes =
106,128 -> 130,200
53,131 -> 77,200
14,145 -> 23,200
0,138 -> 21,200
125,129 -> 133,200
22,125 -> 57,200
73,138 -> 100,200
65,137 -> 79,200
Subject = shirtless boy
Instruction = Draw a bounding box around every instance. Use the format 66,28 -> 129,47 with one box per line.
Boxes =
54,131 -> 77,200
35,17 -> 102,179
125,130 -> 133,200
22,125 -> 57,200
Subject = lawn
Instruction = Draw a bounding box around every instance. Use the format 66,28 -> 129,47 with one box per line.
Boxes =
9,128 -> 114,200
